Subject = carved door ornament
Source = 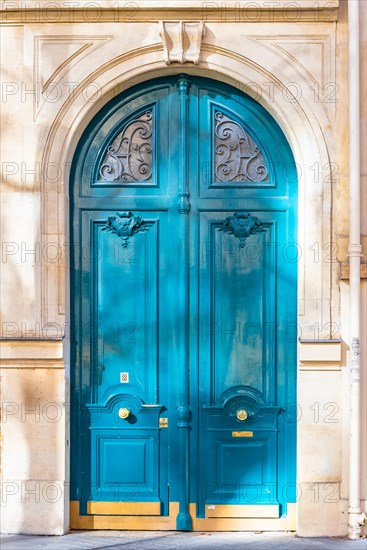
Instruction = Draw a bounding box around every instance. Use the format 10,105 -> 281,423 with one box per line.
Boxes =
159,21 -> 205,65
215,111 -> 269,183
101,211 -> 150,247
219,212 -> 265,248
99,110 -> 153,182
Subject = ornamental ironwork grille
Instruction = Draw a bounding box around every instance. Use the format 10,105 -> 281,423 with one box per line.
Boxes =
214,110 -> 269,183
99,110 -> 153,183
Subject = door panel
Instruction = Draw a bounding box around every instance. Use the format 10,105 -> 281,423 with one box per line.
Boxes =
82,209 -> 171,514
198,214 -> 278,401
203,430 -> 278,504
70,75 -> 297,530
88,212 -> 160,403
196,211 -> 286,516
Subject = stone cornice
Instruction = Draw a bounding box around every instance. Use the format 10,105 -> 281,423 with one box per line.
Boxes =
0,0 -> 340,24
0,339 -> 64,363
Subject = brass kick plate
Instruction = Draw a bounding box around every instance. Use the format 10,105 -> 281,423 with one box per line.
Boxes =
159,418 -> 168,428
232,431 -> 253,437
87,501 -> 161,515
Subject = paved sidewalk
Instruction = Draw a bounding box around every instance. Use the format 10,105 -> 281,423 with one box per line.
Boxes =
1,532 -> 366,550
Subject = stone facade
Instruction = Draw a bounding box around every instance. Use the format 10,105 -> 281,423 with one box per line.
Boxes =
0,0 -> 366,537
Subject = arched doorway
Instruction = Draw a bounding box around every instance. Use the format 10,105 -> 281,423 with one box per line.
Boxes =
70,75 -> 298,531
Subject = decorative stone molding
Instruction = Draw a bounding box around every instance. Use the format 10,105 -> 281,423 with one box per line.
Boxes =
159,21 -> 205,65
0,2 -> 340,24
298,341 -> 342,371
33,35 -> 112,120
0,339 -> 64,368
252,34 -> 336,122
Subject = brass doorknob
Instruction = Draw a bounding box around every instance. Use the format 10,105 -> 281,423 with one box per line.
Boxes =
236,409 -> 248,421
118,407 -> 131,419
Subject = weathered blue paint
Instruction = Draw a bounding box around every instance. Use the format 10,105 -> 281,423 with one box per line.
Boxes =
70,75 -> 297,528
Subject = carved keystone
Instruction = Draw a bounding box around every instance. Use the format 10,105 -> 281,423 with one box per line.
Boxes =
159,21 -> 205,65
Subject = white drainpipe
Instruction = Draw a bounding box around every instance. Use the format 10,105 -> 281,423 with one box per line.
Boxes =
347,0 -> 365,540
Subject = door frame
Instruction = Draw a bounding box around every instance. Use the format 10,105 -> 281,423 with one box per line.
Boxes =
39,48 -> 334,532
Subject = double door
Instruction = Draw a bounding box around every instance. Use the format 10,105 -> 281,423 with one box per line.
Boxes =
70,75 -> 297,530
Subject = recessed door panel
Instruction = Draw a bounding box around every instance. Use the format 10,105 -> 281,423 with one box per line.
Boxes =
97,435 -> 155,485
86,212 -> 160,403
198,213 -> 278,403
202,430 -> 278,503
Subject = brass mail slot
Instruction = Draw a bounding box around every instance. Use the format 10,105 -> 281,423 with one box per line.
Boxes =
232,431 -> 253,437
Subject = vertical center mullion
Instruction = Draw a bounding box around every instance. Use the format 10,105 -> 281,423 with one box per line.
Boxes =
175,74 -> 192,531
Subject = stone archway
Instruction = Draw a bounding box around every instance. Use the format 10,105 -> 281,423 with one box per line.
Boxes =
38,38 -> 335,533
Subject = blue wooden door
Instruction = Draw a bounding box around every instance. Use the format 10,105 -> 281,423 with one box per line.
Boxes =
70,75 -> 297,529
